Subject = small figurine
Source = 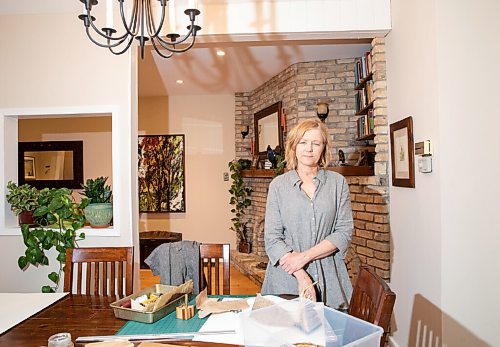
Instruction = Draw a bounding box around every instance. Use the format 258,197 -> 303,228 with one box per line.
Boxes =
338,149 -> 346,166
267,145 -> 277,169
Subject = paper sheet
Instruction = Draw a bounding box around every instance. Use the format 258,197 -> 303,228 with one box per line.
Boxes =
192,295 -> 287,345
0,292 -> 68,334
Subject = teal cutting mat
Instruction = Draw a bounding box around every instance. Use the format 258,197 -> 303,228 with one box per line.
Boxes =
116,295 -> 250,336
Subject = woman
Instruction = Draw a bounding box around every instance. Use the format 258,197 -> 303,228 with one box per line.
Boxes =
261,118 -> 353,310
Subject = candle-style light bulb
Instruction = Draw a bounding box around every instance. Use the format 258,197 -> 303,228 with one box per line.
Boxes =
168,0 -> 176,33
106,0 -> 114,28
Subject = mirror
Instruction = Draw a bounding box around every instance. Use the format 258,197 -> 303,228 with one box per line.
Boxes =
18,141 -> 84,189
254,101 -> 284,157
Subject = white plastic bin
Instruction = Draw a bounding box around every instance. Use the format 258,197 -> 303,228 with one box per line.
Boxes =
241,300 -> 382,347
324,306 -> 382,346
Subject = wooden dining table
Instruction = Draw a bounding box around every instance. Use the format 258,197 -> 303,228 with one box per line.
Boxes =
0,294 -> 239,346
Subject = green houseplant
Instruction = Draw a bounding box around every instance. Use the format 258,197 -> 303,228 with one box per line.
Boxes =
80,176 -> 113,228
228,159 -> 252,253
18,187 -> 86,293
6,181 -> 40,225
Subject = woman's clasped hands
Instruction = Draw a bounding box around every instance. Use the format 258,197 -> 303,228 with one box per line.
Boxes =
279,251 -> 310,275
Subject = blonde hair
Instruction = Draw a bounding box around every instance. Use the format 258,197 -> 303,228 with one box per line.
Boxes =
285,118 -> 331,170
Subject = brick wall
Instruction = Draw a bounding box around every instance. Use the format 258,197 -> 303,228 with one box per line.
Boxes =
234,38 -> 390,281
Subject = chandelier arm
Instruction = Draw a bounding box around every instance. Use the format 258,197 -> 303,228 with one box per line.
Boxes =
145,0 -> 167,38
155,23 -> 198,47
107,36 -> 136,55
150,39 -> 174,58
155,34 -> 198,53
117,0 -> 140,37
84,1 -> 134,41
85,26 -> 130,48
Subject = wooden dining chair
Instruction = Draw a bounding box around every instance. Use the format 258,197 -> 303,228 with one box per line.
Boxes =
199,243 -> 230,295
64,247 -> 133,297
348,266 -> 396,347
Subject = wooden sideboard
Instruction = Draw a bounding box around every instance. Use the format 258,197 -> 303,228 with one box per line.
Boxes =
139,231 -> 182,269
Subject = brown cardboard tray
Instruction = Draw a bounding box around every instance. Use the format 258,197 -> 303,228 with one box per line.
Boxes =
110,284 -> 193,324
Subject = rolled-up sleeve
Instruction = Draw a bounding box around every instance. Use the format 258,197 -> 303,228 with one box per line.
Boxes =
264,180 -> 293,266
325,177 -> 353,259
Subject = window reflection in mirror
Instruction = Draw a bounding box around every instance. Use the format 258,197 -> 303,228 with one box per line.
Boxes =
258,111 -> 279,152
254,101 -> 283,157
24,151 -> 74,181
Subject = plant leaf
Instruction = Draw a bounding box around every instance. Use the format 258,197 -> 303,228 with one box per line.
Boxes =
18,256 -> 28,270
42,285 -> 54,293
48,272 -> 59,284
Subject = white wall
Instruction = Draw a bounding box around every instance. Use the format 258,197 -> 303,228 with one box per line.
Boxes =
197,0 -> 390,39
139,95 -> 236,248
0,13 -> 137,292
386,0 -> 500,345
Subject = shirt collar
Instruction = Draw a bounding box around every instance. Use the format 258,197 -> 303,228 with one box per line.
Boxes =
288,168 -> 327,187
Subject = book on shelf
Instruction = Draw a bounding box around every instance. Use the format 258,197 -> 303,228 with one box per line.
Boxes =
355,51 -> 373,88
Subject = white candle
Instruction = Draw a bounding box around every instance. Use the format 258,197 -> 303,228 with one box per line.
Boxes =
106,0 -> 114,28
168,0 -> 176,33
82,1 -> 86,14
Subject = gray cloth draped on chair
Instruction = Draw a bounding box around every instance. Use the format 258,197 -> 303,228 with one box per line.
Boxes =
145,240 -> 201,294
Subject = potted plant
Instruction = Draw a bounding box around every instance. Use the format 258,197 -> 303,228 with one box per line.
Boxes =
5,181 -> 40,226
228,159 -> 253,253
80,176 -> 113,228
18,187 -> 86,292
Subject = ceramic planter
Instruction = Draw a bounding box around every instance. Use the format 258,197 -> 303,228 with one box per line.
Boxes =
84,203 -> 113,228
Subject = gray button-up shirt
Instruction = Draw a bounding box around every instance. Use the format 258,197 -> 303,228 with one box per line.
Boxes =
261,169 -> 353,309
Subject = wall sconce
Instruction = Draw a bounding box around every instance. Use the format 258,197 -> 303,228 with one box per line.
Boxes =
316,101 -> 329,122
240,125 -> 249,139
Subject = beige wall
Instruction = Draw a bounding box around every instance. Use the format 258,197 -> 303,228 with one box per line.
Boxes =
386,0 -> 500,345
0,12 -> 137,292
19,116 -> 113,195
138,95 -> 236,247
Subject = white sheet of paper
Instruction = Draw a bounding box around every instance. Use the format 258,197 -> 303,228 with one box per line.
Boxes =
193,295 -> 288,345
0,292 -> 69,334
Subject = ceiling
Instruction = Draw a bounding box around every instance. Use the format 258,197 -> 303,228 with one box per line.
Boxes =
0,1 -> 373,97
138,39 -> 372,97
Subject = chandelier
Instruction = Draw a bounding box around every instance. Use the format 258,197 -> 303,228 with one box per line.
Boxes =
78,0 -> 201,59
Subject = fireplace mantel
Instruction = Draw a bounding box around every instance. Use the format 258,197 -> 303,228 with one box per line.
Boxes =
241,166 -> 374,178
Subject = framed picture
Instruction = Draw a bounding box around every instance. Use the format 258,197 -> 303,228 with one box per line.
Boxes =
24,156 -> 36,180
390,116 -> 415,188
138,134 -> 186,212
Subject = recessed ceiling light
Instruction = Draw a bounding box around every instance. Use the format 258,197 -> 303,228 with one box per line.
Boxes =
176,80 -> 184,84
216,50 -> 226,57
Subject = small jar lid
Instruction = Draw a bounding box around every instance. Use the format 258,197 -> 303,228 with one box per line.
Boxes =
48,332 -> 73,347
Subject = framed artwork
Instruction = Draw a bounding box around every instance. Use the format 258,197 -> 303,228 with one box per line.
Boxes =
138,134 -> 186,212
390,116 -> 415,188
24,156 -> 36,180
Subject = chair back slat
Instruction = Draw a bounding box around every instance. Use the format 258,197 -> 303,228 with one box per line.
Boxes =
110,262 -> 116,295
76,263 -> 83,294
64,247 -> 133,298
85,262 -> 91,295
93,262 -> 99,295
118,262 -> 124,295
348,266 -> 396,347
103,262 -> 108,294
199,244 -> 230,295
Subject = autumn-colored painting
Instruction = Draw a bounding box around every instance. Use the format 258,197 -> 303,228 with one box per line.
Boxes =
138,135 -> 186,212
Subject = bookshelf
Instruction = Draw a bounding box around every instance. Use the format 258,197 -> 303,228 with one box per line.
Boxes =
355,52 -> 375,141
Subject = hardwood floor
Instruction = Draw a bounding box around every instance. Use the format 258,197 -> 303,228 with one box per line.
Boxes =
140,265 -> 261,295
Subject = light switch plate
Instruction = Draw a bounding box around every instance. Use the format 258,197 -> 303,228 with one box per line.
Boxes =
223,172 -> 229,181
418,157 -> 432,173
